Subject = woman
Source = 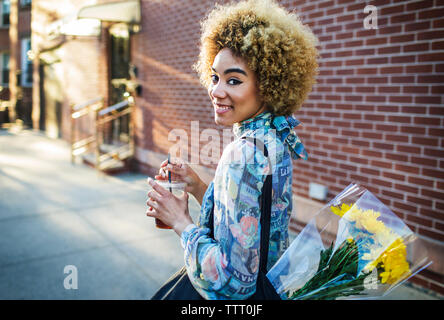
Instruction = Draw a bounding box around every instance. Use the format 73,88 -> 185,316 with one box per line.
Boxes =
146,0 -> 318,300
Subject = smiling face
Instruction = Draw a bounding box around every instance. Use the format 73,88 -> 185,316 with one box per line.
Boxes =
208,48 -> 265,127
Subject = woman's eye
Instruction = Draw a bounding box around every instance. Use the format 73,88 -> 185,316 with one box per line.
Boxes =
228,78 -> 242,85
211,74 -> 219,84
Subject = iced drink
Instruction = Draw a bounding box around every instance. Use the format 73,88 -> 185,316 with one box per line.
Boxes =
152,180 -> 186,229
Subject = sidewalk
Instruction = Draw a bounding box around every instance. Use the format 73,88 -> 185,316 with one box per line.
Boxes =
0,128 -> 438,300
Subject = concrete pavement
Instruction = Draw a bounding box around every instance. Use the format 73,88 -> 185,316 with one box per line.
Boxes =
0,128 -> 438,300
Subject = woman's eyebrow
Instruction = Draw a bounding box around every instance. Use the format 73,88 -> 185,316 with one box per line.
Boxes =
211,67 -> 247,76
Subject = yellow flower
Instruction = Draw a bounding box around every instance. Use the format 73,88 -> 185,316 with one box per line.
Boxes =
331,203 -> 352,217
374,238 -> 410,284
331,202 -> 411,284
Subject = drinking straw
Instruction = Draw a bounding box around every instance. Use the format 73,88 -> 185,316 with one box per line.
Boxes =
167,153 -> 172,192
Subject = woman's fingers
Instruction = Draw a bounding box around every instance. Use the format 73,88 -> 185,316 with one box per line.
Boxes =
145,205 -> 156,217
147,178 -> 169,197
146,198 -> 157,210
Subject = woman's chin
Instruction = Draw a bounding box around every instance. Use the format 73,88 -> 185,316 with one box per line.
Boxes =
214,115 -> 234,127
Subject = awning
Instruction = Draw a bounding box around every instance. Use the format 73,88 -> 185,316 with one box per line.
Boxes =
77,0 -> 141,24
45,0 -> 141,40
46,14 -> 101,38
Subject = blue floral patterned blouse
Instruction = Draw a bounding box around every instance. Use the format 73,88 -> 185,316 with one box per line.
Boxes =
180,111 -> 307,300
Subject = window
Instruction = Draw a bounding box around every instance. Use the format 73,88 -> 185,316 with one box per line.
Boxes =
21,38 -> 32,87
0,52 -> 9,86
1,0 -> 10,26
20,0 -> 31,8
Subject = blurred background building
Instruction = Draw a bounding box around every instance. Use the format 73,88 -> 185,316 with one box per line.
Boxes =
0,0 -> 32,126
0,0 -> 442,296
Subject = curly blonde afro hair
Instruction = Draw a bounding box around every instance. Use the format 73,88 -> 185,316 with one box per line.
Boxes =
194,0 -> 319,116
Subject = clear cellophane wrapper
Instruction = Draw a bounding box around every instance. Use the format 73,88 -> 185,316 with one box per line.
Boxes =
267,183 -> 432,300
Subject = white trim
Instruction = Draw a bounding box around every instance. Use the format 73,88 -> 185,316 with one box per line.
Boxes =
21,38 -> 32,87
0,51 -> 9,86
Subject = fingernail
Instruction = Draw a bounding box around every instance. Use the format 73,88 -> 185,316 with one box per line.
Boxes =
147,178 -> 153,185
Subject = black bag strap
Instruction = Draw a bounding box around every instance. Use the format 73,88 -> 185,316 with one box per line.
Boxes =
208,136 -> 272,274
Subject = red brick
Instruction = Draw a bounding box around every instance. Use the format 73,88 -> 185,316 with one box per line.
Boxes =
418,52 -> 444,62
432,18 -> 444,28
394,183 -> 418,194
412,137 -> 439,147
382,171 -> 405,182
421,188 -> 444,200
388,115 -> 412,124
400,125 -> 426,134
375,124 -> 397,132
390,13 -> 415,24
396,144 -> 421,154
418,8 -> 444,20
433,64 -> 444,73
385,152 -> 408,162
377,46 -> 401,54
423,168 -> 444,180
432,41 -> 444,50
414,96 -> 442,104
429,107 -> 444,116
406,214 -> 433,228
380,66 -> 403,73
386,134 -> 409,143
391,55 -> 415,63
403,43 -> 429,52
418,227 -> 444,242
420,207 -> 443,221
418,75 -> 444,83
366,37 -> 388,46
408,176 -> 434,187
402,85 -> 429,93
381,4 -> 405,15
414,117 -> 441,125
371,160 -> 393,169
405,21 -> 431,32
391,76 -> 415,83
392,201 -> 417,214
406,0 -> 433,11
389,96 -> 412,103
407,195 -> 433,207
411,156 -> 438,167
406,64 -> 434,73
428,128 -> 444,137
390,34 -> 414,43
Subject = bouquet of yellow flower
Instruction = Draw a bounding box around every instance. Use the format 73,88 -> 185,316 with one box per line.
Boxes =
266,183 -> 432,300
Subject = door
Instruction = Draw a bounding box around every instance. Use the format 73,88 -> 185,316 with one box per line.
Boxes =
109,23 -> 131,145
41,59 -> 63,139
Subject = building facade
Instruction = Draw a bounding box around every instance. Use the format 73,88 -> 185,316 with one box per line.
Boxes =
31,0 -> 443,296
0,0 -> 32,126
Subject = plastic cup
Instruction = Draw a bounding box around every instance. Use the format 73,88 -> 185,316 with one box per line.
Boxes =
151,180 -> 186,229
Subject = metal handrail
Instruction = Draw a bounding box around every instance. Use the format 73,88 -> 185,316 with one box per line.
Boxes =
71,97 -> 104,119
71,95 -> 135,172
98,100 -> 129,116
71,97 -> 104,163
94,97 -> 135,171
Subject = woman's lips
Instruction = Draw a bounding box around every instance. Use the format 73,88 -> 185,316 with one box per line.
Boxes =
214,103 -> 233,114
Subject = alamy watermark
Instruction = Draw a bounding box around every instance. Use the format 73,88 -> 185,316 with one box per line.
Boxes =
363,5 -> 378,30
167,121 -> 277,169
63,265 -> 78,290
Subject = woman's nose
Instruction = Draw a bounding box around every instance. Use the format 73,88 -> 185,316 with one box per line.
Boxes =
210,82 -> 227,99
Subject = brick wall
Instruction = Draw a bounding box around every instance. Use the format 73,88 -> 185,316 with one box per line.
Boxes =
31,0 -> 109,138
132,0 -> 443,295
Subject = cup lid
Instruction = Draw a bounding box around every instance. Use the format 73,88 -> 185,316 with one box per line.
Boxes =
155,180 -> 186,190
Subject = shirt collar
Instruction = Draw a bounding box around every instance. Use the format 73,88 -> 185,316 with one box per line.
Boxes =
233,111 -> 273,138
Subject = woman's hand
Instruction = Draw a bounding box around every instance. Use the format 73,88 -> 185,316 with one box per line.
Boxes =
146,178 -> 193,236
155,157 -> 208,204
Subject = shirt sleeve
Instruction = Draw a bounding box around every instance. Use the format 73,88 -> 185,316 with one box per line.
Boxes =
181,138 -> 270,299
